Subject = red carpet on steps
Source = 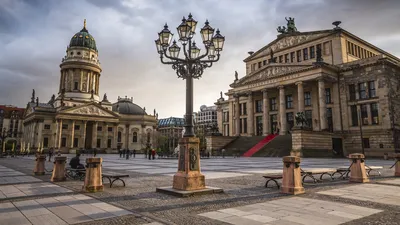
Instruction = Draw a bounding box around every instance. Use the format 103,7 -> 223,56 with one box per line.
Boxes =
242,134 -> 278,157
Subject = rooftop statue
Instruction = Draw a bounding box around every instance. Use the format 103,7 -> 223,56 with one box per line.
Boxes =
276,17 -> 298,34
234,71 -> 238,81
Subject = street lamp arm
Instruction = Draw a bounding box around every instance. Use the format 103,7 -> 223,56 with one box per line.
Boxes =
194,44 -> 210,61
162,49 -> 185,62
182,43 -> 190,61
200,53 -> 220,63
160,55 -> 177,65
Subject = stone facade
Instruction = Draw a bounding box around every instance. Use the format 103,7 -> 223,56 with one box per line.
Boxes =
0,105 -> 24,150
215,19 -> 400,157
21,21 -> 157,153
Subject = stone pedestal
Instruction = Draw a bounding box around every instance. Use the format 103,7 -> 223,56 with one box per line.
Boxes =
51,156 -> 67,182
83,158 -> 103,192
281,156 -> 305,195
33,155 -> 46,175
349,153 -> 369,183
156,137 -> 223,197
393,153 -> 400,177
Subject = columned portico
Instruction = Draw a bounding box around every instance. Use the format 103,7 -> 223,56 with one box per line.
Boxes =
296,81 -> 304,112
246,91 -> 254,136
234,95 -> 240,136
57,119 -> 63,149
81,121 -> 87,149
262,89 -> 269,135
113,124 -> 118,149
318,79 -> 328,130
278,86 -> 287,135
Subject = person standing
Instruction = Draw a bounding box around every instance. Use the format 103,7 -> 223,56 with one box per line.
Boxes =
222,148 -> 226,158
48,148 -> 53,162
133,149 -> 136,158
122,149 -> 126,158
93,148 -> 97,157
126,149 -> 130,160
119,149 -> 122,158
151,149 -> 156,160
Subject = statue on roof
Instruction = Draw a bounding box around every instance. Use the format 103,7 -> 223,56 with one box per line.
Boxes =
154,109 -> 156,116
31,89 -> 35,103
36,97 -> 39,107
90,89 -> 94,99
103,93 -> 108,102
220,91 -> 223,99
143,107 -> 146,112
285,17 -> 297,33
277,26 -> 286,34
234,71 -> 238,81
269,49 -> 276,63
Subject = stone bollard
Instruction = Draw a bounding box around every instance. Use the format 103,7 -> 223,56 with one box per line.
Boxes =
33,155 -> 46,175
393,153 -> 400,177
83,158 -> 103,192
281,156 -> 305,195
51,156 -> 67,182
349,153 -> 369,183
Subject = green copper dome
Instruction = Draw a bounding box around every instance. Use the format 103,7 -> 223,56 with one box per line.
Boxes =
69,20 -> 97,51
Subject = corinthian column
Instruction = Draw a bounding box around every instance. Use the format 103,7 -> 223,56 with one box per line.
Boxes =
104,123 -> 108,149
92,121 -> 98,148
278,86 -> 287,135
234,94 -> 240,136
318,79 -> 327,130
246,91 -> 254,136
70,120 -> 75,148
82,121 -> 87,149
296,81 -> 304,113
262,89 -> 269,136
57,119 -> 63,149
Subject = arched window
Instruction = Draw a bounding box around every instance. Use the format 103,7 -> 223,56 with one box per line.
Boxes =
117,131 -> 121,142
147,132 -> 151,143
132,132 -> 137,143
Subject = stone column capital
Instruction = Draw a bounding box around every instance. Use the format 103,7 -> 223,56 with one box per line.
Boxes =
317,77 -> 325,83
262,88 -> 268,93
278,85 -> 285,90
233,93 -> 240,99
295,81 -> 303,86
245,91 -> 253,98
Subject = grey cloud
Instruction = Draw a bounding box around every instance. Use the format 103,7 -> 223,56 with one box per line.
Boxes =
0,0 -> 399,118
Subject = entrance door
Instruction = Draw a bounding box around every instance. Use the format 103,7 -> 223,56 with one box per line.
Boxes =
85,122 -> 93,149
332,138 -> 343,157
270,114 -> 277,134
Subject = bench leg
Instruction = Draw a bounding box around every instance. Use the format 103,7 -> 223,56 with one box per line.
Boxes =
110,178 -> 125,188
320,173 -> 334,181
265,179 -> 279,189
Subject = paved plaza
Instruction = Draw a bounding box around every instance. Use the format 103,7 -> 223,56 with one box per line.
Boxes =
0,154 -> 398,224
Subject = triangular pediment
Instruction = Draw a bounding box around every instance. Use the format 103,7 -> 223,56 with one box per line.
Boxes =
60,103 -> 118,118
232,64 -> 312,87
244,30 -> 334,62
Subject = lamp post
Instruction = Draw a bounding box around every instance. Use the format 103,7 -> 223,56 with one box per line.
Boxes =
155,13 -> 225,194
1,128 -> 10,154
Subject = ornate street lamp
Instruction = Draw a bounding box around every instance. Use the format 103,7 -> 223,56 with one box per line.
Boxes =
155,13 -> 225,195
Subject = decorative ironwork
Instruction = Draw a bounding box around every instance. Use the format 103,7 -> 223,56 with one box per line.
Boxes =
285,163 -> 291,168
189,147 -> 198,171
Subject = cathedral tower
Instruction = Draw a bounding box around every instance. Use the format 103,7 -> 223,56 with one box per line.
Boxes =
56,20 -> 101,107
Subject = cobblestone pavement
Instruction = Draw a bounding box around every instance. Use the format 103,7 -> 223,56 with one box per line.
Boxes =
0,154 -> 399,225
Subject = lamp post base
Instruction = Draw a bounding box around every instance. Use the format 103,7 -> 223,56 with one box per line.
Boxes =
156,137 -> 223,196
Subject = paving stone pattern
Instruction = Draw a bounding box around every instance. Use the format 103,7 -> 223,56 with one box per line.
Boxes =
199,197 -> 382,225
0,182 -> 72,199
0,194 -> 132,225
318,183 -> 400,206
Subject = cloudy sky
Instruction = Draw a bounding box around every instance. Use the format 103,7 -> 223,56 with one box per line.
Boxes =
0,0 -> 399,118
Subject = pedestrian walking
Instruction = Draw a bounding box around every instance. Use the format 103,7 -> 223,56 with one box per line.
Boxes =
48,148 -> 53,162
93,148 -> 97,157
133,149 -> 136,158
151,149 -> 156,160
222,148 -> 226,158
126,149 -> 130,160
119,149 -> 122,158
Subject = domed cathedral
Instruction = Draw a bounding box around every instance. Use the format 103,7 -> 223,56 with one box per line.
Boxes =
22,20 -> 157,154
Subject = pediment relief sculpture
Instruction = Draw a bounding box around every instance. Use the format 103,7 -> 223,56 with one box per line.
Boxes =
69,105 -> 113,117
237,65 -> 307,85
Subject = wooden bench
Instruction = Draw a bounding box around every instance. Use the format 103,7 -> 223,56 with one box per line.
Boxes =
301,168 -> 336,183
102,172 -> 129,188
334,165 -> 383,179
65,167 -> 86,180
263,175 -> 282,189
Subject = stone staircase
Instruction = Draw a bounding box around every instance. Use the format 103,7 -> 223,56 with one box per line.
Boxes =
252,135 -> 293,157
242,134 -> 278,157
223,136 -> 266,156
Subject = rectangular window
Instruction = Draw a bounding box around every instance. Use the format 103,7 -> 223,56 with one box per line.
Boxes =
303,48 -> 308,60
74,82 -> 78,90
255,100 -> 263,113
73,138 -> 79,148
297,50 -> 302,62
286,112 -> 294,130
240,118 -> 243,133
96,139 -> 101,148
263,60 -> 267,66
258,62 -> 262,68
316,44 -> 322,56
368,81 -> 376,98
347,41 -> 351,54
284,54 -> 289,63
240,103 -> 247,115
371,103 -> 379,124
270,98 -> 277,111
304,92 -> 311,106
361,104 -> 368,125
43,137 -> 49,148
74,125 -> 80,130
363,138 -> 370,148
358,82 -> 367,99
279,55 -> 283,63
290,52 -> 295,63
97,126 -> 102,131
286,95 -> 293,109
357,46 -> 361,58
243,118 -> 247,133
61,137 -> 66,147
107,139 -> 112,148
108,127 -> 113,132
251,63 -> 256,72
310,46 -> 315,59
62,124 -> 68,130
305,110 -> 312,128
349,84 -> 356,101
351,105 -> 358,126
325,88 -> 331,104
44,124 -> 51,130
